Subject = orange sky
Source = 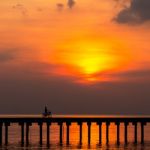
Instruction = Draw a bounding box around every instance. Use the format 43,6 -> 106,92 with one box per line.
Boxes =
0,0 -> 150,115
0,0 -> 150,83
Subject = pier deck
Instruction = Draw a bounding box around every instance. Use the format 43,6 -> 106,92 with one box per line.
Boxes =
0,115 -> 149,146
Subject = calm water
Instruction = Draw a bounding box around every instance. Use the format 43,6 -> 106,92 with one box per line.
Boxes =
1,115 -> 150,149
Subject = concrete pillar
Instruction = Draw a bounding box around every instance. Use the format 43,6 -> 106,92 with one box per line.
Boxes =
0,123 -> 3,145
38,122 -> 43,145
5,122 -> 10,145
124,122 -> 129,144
46,122 -> 51,146
66,122 -> 71,145
106,122 -> 110,144
58,122 -> 63,144
115,122 -> 120,145
26,122 -> 31,145
5,124 -> 8,145
19,122 -> 25,146
78,122 -> 82,145
141,122 -> 146,144
21,123 -> 24,146
97,122 -> 102,144
87,122 -> 91,145
133,122 -> 137,144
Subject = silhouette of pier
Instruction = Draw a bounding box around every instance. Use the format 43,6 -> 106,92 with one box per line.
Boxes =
0,116 -> 149,146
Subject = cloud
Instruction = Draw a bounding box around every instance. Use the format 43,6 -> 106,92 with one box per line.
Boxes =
12,3 -> 27,15
0,71 -> 150,114
68,0 -> 76,9
0,51 -> 14,62
109,69 -> 150,82
115,0 -> 150,24
0,60 -> 150,114
56,3 -> 64,11
37,7 -> 43,12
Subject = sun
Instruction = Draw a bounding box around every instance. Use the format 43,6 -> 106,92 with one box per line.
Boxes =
76,50 -> 114,75
46,38 -> 130,83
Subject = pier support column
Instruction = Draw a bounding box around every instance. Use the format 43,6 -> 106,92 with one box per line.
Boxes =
26,122 -> 31,145
87,122 -> 91,145
141,122 -> 146,144
115,122 -> 120,145
66,122 -> 71,145
19,122 -> 25,146
78,122 -> 82,145
97,122 -> 102,144
106,122 -> 110,144
133,122 -> 137,144
38,122 -> 43,145
46,122 -> 51,146
124,122 -> 129,144
58,122 -> 63,144
5,122 -> 10,145
0,123 -> 3,145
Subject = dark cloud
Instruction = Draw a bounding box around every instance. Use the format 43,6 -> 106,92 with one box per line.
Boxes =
37,8 -> 43,12
110,69 -> 150,82
115,0 -> 150,24
0,51 -> 14,62
0,63 -> 150,114
12,3 -> 27,15
68,0 -> 75,9
56,3 -> 64,11
0,76 -> 150,115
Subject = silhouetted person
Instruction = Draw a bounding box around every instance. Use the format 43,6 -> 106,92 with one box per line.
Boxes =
68,0 -> 75,9
43,106 -> 52,117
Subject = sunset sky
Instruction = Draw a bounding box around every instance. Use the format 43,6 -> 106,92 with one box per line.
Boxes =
0,0 -> 150,114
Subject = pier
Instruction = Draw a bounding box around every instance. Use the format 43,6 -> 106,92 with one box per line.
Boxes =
0,116 -> 149,146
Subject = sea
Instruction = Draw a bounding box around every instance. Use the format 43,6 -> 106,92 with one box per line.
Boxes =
0,115 -> 150,150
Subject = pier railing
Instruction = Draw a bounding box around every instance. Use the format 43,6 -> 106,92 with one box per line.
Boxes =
0,116 -> 149,146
